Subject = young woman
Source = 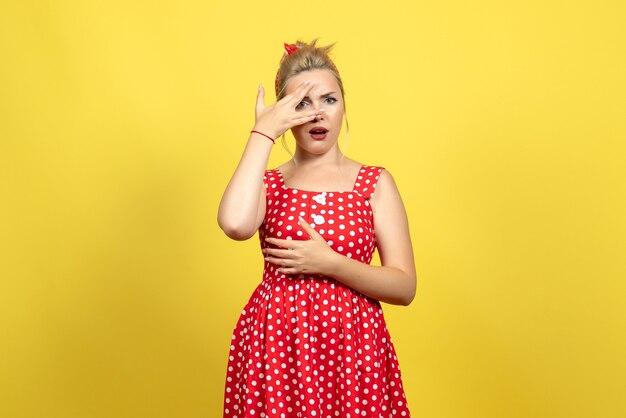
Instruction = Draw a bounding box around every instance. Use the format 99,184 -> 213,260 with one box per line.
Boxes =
218,39 -> 417,418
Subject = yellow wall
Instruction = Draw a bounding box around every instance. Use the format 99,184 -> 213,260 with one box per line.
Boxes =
1,1 -> 624,417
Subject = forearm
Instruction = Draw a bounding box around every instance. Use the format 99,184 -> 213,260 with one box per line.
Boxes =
217,133 -> 272,238
324,252 -> 416,306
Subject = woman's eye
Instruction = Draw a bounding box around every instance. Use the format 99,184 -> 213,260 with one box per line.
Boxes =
324,97 -> 337,104
296,101 -> 310,109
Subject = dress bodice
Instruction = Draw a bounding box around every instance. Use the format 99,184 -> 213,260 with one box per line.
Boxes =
260,165 -> 384,281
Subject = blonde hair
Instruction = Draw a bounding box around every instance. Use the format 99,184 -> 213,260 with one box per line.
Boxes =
274,38 -> 350,158
275,39 -> 344,101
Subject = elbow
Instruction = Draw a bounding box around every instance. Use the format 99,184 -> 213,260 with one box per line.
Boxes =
400,291 -> 416,306
218,219 -> 257,241
398,293 -> 415,306
224,228 -> 256,241
400,275 -> 417,306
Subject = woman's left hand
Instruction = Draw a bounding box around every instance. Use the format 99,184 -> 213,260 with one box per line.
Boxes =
263,216 -> 338,276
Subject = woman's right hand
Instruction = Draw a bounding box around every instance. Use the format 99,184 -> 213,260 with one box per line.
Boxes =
253,81 -> 322,140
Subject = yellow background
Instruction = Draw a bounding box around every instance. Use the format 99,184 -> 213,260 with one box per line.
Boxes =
1,1 -> 624,417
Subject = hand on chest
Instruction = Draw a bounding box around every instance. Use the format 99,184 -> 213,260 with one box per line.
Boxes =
261,165 -> 384,262
264,190 -> 375,262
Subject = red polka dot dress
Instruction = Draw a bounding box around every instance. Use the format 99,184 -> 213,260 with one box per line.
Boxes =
223,165 -> 411,418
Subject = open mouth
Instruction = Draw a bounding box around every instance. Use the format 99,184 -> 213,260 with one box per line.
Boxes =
309,127 -> 328,135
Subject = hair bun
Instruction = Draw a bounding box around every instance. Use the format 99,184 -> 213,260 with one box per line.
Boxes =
274,39 -> 343,100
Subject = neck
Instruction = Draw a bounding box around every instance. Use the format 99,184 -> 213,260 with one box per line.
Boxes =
292,145 -> 344,169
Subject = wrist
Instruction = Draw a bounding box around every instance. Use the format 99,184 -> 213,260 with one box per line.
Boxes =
323,249 -> 344,278
250,130 -> 276,144
252,124 -> 282,141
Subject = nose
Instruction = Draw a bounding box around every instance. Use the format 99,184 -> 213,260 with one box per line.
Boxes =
313,106 -> 324,122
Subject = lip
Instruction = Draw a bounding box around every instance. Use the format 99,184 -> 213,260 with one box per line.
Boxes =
308,126 -> 328,134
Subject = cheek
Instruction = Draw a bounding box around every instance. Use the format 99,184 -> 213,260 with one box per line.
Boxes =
329,109 -> 344,124
323,104 -> 341,116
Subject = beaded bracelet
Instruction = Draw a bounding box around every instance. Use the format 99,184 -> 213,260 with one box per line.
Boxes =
250,130 -> 275,144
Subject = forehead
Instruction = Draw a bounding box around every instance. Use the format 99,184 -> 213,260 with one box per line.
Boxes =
285,69 -> 341,95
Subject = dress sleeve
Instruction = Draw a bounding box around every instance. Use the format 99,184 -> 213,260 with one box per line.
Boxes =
263,169 -> 278,197
263,171 -> 270,195
354,165 -> 385,199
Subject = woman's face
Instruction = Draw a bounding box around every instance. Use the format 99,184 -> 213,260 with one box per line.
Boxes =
284,69 -> 345,155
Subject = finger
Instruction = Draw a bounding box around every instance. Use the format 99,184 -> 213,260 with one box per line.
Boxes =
298,216 -> 323,240
277,267 -> 297,275
293,81 -> 316,103
265,237 -> 298,249
255,83 -> 265,113
263,248 -> 297,258
286,80 -> 316,105
292,112 -> 321,125
265,256 -> 291,267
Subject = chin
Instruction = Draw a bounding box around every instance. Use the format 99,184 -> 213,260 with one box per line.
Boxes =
303,140 -> 339,153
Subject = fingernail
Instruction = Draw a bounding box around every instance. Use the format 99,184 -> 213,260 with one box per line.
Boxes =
298,216 -> 304,223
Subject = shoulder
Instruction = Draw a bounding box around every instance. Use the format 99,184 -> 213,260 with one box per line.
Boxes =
357,163 -> 385,185
359,164 -> 386,176
357,163 -> 389,187
377,167 -> 393,183
369,167 -> 402,206
262,168 -> 282,193
263,168 -> 280,181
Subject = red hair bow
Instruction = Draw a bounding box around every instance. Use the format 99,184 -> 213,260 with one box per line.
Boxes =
284,43 -> 300,55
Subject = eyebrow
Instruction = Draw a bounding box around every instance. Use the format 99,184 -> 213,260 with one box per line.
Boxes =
302,91 -> 338,99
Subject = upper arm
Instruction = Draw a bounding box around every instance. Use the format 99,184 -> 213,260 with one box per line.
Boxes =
370,169 -> 417,282
253,179 -> 268,232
